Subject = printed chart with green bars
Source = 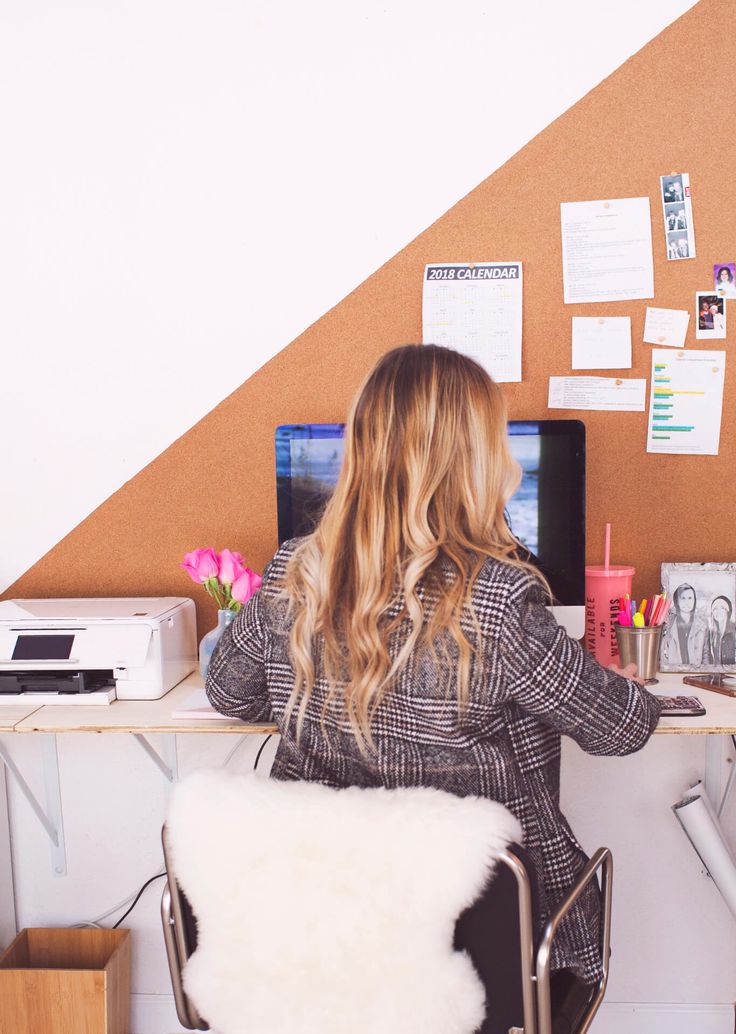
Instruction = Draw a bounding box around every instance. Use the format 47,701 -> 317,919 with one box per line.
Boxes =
647,350 -> 726,455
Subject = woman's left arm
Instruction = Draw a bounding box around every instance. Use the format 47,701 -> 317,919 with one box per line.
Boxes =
205,590 -> 273,722
498,574 -> 662,757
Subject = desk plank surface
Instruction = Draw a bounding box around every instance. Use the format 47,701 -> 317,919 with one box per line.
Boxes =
12,677 -> 278,736
6,671 -> 736,736
0,705 -> 43,733
653,673 -> 736,735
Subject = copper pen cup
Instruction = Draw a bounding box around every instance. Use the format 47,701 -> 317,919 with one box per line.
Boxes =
614,623 -> 663,684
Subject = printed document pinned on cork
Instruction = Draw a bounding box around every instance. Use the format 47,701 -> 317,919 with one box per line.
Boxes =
548,376 -> 646,412
646,349 -> 725,456
560,198 -> 654,304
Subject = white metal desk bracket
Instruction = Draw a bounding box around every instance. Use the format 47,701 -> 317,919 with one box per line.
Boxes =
131,734 -> 178,783
0,734 -> 67,878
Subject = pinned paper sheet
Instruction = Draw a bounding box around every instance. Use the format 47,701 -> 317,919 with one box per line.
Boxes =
572,316 -> 631,369
647,349 -> 725,456
643,307 -> 690,348
560,197 -> 654,304
548,377 -> 646,412
422,263 -> 523,382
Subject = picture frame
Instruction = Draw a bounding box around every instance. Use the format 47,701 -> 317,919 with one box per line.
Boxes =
659,562 -> 736,672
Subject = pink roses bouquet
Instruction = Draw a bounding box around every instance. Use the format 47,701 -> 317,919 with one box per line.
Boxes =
181,548 -> 262,612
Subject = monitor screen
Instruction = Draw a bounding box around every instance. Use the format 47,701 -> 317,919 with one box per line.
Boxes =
275,420 -> 585,605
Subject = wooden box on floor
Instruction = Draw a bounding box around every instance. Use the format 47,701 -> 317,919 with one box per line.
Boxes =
0,927 -> 130,1034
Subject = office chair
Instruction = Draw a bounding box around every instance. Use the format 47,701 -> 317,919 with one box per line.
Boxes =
161,778 -> 612,1034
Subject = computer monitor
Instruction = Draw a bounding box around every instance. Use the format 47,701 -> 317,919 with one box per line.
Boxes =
275,420 -> 586,637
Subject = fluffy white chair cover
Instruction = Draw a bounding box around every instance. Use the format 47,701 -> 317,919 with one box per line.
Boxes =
167,770 -> 521,1034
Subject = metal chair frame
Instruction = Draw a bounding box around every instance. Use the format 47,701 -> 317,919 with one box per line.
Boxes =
160,826 -> 612,1034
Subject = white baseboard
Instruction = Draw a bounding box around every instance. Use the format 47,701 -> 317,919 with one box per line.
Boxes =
593,1002 -> 734,1034
132,994 -> 734,1034
130,993 -> 187,1034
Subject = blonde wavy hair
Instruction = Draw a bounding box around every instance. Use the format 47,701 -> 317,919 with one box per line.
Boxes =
283,344 -> 545,751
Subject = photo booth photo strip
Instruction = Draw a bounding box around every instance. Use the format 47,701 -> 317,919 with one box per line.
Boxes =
660,173 -> 696,261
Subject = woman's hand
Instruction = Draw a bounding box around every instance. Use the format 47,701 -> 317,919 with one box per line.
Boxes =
608,661 -> 645,686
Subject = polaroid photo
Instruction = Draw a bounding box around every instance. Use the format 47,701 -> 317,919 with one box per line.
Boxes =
667,231 -> 690,261
660,563 -> 736,672
696,292 -> 726,339
660,173 -> 696,260
714,263 -> 736,298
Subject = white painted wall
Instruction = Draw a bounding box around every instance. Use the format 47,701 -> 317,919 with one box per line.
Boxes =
0,0 -> 696,590
0,767 -> 16,947
5,2 -> 733,1032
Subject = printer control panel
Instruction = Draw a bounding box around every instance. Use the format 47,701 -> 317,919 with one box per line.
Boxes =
12,634 -> 75,661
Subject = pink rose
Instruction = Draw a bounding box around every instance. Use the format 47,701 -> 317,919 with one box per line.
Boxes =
180,548 -> 219,583
217,548 -> 245,585
231,567 -> 263,604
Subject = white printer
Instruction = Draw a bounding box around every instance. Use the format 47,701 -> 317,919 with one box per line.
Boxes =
0,598 -> 197,702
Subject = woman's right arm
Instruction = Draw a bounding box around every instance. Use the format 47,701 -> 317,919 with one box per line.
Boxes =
497,573 -> 662,756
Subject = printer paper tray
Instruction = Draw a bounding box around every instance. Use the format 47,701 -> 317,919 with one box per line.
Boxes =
0,670 -> 116,696
0,687 -> 116,705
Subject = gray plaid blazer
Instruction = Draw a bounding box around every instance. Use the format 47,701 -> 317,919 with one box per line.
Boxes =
207,539 -> 662,983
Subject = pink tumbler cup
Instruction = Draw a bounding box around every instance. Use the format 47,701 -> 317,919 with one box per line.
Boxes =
585,564 -> 635,666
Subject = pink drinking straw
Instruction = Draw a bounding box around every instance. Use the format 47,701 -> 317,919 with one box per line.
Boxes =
604,523 -> 611,570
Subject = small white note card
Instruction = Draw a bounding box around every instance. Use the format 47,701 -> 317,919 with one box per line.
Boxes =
548,376 -> 646,412
643,307 -> 690,348
572,316 -> 631,369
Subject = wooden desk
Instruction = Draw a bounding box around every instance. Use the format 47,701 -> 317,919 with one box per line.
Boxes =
4,670 -> 736,736
1,670 -> 734,888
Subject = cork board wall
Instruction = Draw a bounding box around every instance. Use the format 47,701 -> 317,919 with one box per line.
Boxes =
5,0 -> 734,636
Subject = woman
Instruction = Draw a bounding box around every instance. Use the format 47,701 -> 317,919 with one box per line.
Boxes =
705,595 -> 736,666
710,302 -> 725,335
207,345 -> 661,997
716,266 -> 736,298
662,583 -> 706,666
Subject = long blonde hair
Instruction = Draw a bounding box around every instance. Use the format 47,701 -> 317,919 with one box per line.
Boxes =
284,344 -> 544,750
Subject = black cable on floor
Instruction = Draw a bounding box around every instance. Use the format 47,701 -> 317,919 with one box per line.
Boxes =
112,872 -> 166,929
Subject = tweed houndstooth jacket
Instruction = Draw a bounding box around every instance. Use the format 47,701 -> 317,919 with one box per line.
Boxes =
206,539 -> 662,984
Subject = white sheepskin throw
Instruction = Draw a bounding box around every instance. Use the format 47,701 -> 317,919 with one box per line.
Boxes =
167,770 -> 522,1034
